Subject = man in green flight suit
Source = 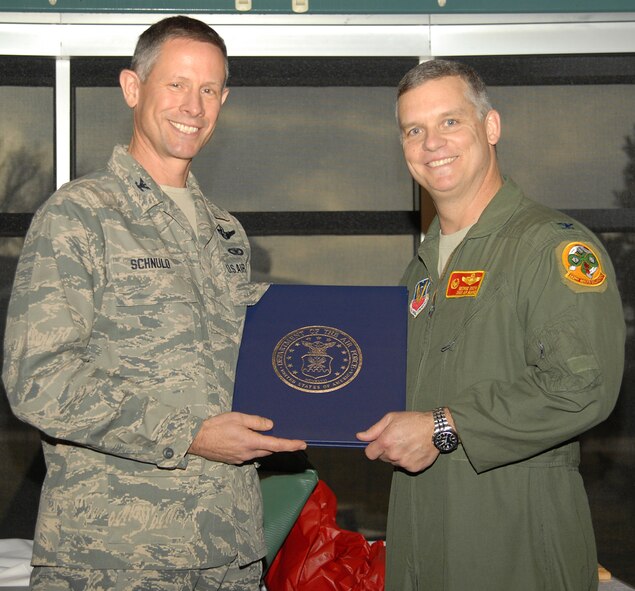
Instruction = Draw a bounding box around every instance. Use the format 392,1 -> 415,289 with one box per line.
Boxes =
357,59 -> 625,590
3,16 -> 305,591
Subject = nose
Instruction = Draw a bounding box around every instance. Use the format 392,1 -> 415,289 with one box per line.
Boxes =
180,88 -> 204,117
422,128 -> 445,152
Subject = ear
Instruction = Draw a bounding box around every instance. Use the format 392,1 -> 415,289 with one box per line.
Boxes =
485,109 -> 501,146
220,87 -> 230,106
120,69 -> 141,108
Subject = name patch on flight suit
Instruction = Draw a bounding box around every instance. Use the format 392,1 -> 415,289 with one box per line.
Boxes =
559,241 -> 607,292
446,271 -> 486,298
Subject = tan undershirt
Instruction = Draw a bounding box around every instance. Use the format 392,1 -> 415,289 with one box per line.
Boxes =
438,224 -> 473,277
161,185 -> 198,237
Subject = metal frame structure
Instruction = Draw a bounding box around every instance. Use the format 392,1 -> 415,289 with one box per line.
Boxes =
1,10 -> 635,189
1,9 -> 635,233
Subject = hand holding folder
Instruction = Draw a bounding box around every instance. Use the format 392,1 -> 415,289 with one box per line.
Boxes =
232,284 -> 408,447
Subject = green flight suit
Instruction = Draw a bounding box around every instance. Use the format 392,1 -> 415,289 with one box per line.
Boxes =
3,146 -> 267,570
387,178 -> 625,591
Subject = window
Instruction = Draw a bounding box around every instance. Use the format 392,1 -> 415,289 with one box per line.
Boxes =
0,56 -> 55,537
453,54 -> 635,583
0,45 -> 633,585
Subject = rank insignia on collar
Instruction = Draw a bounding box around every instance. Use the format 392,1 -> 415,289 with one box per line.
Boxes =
560,241 -> 606,289
135,177 -> 151,192
410,278 -> 431,317
446,271 -> 485,298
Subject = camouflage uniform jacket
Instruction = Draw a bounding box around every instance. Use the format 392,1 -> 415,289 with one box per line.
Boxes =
2,145 -> 267,570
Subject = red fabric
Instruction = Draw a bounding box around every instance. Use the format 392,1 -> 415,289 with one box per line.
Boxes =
264,480 -> 386,591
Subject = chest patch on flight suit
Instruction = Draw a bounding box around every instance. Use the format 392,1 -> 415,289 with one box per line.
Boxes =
559,241 -> 606,290
446,271 -> 486,298
410,278 -> 432,317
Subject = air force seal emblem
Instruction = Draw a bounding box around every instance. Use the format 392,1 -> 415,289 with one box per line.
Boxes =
272,326 -> 362,393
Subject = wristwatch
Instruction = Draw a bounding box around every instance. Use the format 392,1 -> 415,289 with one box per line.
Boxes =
432,407 -> 459,453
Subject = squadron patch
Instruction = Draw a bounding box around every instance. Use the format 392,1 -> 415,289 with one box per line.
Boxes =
560,241 -> 606,290
410,278 -> 432,317
446,271 -> 485,298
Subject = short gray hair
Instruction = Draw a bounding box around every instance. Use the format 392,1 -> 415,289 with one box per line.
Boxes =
397,59 -> 493,120
130,16 -> 229,86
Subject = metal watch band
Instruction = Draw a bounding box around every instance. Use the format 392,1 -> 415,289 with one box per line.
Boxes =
432,406 -> 459,453
432,407 -> 450,432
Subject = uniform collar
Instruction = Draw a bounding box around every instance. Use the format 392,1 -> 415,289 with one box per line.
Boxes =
419,176 -> 523,255
107,145 -> 238,250
466,176 -> 524,239
107,144 -> 228,221
108,145 -> 162,217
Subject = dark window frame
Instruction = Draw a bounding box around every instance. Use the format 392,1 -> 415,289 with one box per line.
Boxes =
1,54 -> 634,237
0,56 -> 56,231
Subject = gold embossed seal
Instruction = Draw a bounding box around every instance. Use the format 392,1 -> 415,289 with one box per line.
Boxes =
272,325 -> 363,393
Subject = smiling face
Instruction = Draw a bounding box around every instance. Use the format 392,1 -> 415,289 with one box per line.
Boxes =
398,75 -> 501,213
120,36 -> 229,186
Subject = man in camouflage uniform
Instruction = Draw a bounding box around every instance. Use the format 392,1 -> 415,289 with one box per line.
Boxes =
2,16 -> 305,591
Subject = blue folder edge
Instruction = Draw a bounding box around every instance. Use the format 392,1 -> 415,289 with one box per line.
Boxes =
232,284 -> 407,447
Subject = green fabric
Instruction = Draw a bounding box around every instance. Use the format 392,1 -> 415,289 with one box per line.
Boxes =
387,178 -> 625,591
260,469 -> 319,571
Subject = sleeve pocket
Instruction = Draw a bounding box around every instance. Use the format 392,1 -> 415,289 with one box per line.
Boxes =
530,311 -> 602,394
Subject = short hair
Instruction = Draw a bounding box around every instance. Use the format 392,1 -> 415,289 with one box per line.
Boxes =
397,59 -> 493,120
131,16 -> 229,85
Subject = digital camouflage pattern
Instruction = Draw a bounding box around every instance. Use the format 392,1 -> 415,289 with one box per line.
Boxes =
3,145 -> 268,570
30,559 -> 262,590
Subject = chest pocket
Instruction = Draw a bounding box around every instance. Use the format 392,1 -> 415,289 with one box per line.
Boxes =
450,275 -> 505,334
107,255 -> 202,384
112,255 -> 197,306
434,273 -> 508,359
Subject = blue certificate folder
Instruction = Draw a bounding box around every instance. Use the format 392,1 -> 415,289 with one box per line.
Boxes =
232,284 -> 407,447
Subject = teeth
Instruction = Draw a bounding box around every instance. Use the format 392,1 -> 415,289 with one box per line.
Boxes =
429,157 -> 456,168
171,121 -> 199,134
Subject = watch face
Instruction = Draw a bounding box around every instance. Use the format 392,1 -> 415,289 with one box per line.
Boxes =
433,430 -> 459,453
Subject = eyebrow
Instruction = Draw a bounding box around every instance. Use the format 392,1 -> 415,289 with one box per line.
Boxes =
167,75 -> 224,86
400,107 -> 469,129
437,107 -> 469,119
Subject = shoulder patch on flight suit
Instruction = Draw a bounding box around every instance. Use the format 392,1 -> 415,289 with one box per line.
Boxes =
558,241 -> 607,292
446,271 -> 486,298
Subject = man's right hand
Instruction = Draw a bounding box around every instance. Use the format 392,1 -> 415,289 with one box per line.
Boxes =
356,411 -> 440,473
188,412 -> 307,465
